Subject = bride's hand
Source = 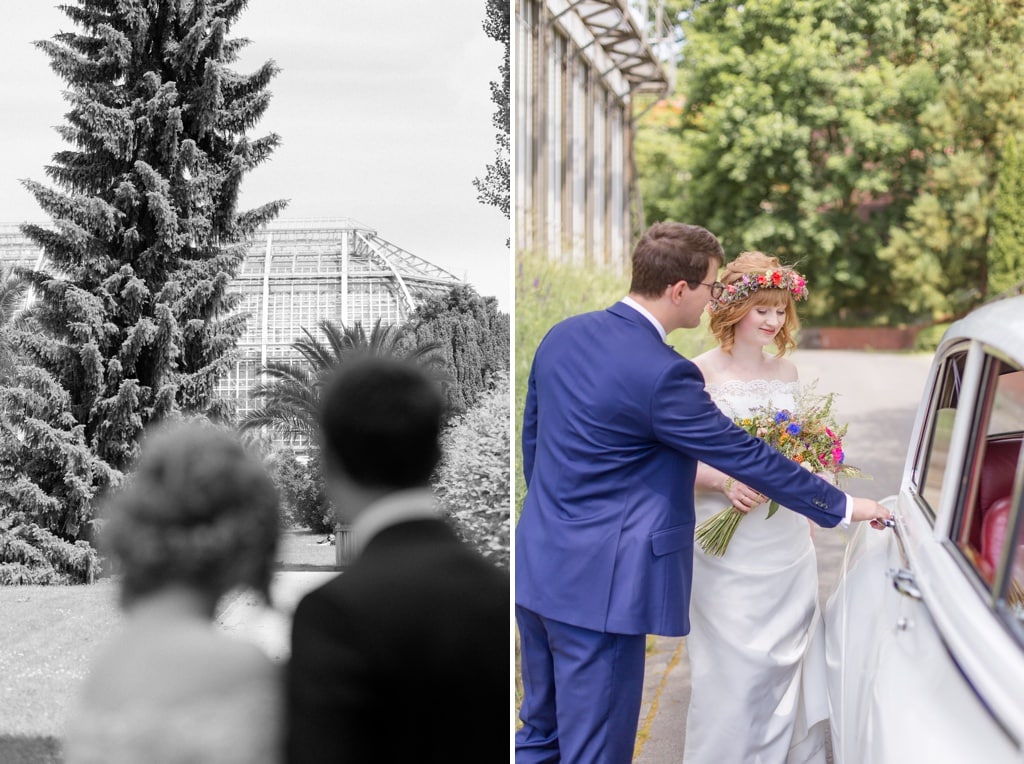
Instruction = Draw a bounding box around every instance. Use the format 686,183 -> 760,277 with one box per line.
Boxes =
723,477 -> 765,514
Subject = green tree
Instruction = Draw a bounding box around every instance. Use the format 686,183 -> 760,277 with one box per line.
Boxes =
990,133 -> 1024,297
20,0 -> 285,472
648,0 -> 944,322
474,0 -> 510,224
635,96 -> 691,225
878,0 -> 1024,317
409,285 -> 510,415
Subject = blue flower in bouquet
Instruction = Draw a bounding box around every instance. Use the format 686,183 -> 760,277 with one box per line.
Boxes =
786,423 -> 802,436
774,411 -> 790,423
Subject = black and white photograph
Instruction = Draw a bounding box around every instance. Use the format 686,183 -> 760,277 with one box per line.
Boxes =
0,2 -> 510,762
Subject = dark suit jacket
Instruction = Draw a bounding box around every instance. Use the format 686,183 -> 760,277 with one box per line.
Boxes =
286,517 -> 509,764
516,301 -> 847,637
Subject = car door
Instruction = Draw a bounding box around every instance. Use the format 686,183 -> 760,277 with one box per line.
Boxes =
827,342 -> 1024,762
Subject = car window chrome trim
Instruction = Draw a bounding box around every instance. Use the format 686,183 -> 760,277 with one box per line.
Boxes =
910,342 -> 971,524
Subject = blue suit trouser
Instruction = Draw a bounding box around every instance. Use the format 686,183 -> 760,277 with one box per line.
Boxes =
515,605 -> 646,764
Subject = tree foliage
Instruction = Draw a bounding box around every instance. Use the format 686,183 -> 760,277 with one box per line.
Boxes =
435,375 -> 510,569
265,447 -> 333,535
239,318 -> 448,534
409,285 -> 510,416
880,0 -> 1024,316
20,0 -> 285,472
989,133 -> 1024,298
474,0 -> 510,223
239,318 -> 446,441
0,265 -> 117,584
653,0 -> 949,323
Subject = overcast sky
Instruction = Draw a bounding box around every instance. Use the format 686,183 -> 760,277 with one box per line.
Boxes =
0,1 -> 509,308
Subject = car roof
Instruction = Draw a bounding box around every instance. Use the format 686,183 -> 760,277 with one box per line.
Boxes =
941,294 -> 1024,366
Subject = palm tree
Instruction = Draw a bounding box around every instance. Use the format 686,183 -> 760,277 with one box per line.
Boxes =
238,318 -> 447,440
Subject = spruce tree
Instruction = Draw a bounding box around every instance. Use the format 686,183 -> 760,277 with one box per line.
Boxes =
0,364 -> 118,584
0,265 -> 116,583
20,0 -> 286,471
409,285 -> 510,415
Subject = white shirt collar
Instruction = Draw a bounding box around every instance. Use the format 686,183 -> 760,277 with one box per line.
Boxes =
350,487 -> 437,555
621,295 -> 667,342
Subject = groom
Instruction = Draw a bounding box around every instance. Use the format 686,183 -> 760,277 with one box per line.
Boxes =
515,222 -> 891,763
287,356 -> 508,763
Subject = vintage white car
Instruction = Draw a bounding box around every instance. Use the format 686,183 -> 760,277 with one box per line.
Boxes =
825,294 -> 1024,762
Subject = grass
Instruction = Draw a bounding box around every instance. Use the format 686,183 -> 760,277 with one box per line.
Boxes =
0,580 -> 120,758
274,526 -> 338,570
0,523 -> 336,761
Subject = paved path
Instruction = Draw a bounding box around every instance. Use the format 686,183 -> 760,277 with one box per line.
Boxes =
633,350 -> 934,763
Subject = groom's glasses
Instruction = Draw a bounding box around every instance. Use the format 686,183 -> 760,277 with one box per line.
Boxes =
667,276 -> 724,296
668,280 -> 724,300
703,281 -> 725,300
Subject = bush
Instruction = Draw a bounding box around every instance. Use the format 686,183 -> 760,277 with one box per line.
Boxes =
265,448 -> 334,534
435,377 -> 510,568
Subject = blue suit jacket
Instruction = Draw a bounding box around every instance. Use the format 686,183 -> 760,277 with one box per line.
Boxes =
515,302 -> 846,637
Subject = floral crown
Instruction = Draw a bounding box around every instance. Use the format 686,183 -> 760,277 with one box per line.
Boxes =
710,268 -> 808,310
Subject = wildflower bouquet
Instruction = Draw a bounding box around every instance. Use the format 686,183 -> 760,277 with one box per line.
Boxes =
695,390 -> 863,557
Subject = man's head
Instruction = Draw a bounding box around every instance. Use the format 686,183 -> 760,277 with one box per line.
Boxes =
628,222 -> 725,331
318,356 -> 446,522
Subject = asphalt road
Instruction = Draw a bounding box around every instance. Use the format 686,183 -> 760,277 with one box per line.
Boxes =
633,349 -> 935,763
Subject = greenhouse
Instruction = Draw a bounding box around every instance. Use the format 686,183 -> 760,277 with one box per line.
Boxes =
0,218 -> 462,417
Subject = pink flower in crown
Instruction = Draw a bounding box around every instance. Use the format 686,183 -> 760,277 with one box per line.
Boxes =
771,271 -> 783,286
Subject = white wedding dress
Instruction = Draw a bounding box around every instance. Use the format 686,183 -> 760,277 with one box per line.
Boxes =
683,379 -> 829,764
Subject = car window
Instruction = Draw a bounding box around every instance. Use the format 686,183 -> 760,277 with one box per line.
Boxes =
916,349 -> 968,521
1003,508 -> 1024,636
988,369 -> 1024,435
949,356 -> 1023,596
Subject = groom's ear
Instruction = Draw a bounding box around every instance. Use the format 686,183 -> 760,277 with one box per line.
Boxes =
667,280 -> 687,302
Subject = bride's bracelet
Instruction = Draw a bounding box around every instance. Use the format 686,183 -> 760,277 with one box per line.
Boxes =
723,476 -> 735,494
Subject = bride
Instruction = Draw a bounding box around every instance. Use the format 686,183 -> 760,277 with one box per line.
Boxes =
63,423 -> 282,764
684,251 -> 829,763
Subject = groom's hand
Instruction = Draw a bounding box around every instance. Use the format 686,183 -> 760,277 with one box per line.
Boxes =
851,497 -> 894,530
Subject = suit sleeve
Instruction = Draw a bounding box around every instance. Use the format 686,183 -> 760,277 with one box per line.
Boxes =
651,358 -> 847,528
522,358 -> 539,487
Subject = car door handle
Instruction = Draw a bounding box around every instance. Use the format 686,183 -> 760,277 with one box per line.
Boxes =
887,567 -> 922,600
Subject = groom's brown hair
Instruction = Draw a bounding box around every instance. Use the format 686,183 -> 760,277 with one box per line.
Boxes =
629,222 -> 724,297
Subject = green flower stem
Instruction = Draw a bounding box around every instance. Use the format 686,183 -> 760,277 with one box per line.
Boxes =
695,505 -> 746,557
